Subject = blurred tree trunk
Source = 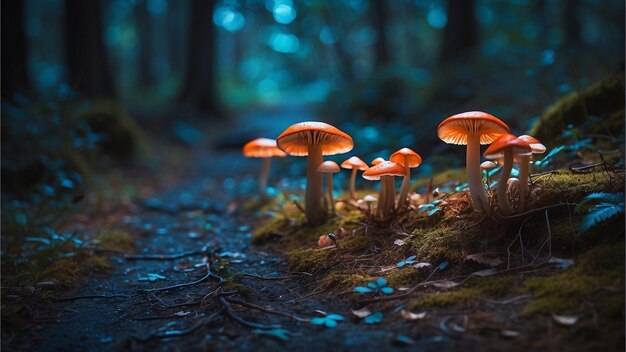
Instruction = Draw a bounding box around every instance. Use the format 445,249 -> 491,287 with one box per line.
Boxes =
533,0 -> 548,48
167,0 -> 185,74
134,0 -> 155,86
65,0 -> 115,98
179,0 -> 221,118
1,0 -> 31,101
564,0 -> 581,46
371,0 -> 390,67
439,0 -> 477,65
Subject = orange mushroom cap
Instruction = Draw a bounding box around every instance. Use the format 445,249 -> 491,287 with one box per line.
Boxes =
483,134 -> 532,159
276,121 -> 354,156
317,160 -> 340,173
518,135 -> 546,154
341,156 -> 368,170
390,148 -> 422,168
438,111 -> 510,145
243,138 -> 287,158
362,161 -> 406,180
371,157 -> 385,166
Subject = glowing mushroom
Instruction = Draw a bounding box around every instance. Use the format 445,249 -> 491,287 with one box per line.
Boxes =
276,122 -> 353,225
363,161 -> 406,220
438,111 -> 510,213
340,156 -> 368,200
390,148 -> 422,209
242,138 -> 287,196
317,160 -> 340,215
517,135 -> 546,210
483,134 -> 531,215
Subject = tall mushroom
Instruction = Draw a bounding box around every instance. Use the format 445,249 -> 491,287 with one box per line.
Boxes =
276,122 -> 353,226
438,111 -> 510,213
341,156 -> 368,200
363,161 -> 406,220
390,148 -> 422,209
517,135 -> 546,210
317,160 -> 340,215
242,138 -> 287,196
483,134 -> 531,215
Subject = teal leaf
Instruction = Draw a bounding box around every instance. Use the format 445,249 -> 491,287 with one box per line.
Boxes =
310,317 -> 325,325
252,328 -> 290,341
438,261 -> 449,271
324,319 -> 337,328
381,287 -> 394,295
363,312 -> 383,324
354,286 -> 373,293
326,314 -> 345,321
375,277 -> 388,287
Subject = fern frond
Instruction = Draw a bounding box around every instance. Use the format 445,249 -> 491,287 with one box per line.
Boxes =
579,204 -> 625,233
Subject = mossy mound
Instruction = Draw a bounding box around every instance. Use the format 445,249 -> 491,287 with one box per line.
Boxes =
81,100 -> 148,160
530,170 -> 624,208
530,76 -> 625,147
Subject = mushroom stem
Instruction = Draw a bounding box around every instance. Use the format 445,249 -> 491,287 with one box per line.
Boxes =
496,150 -> 514,215
349,168 -> 358,200
387,176 -> 396,217
466,133 -> 490,213
306,143 -> 325,226
518,155 -> 530,210
397,158 -> 410,209
259,158 -> 271,196
326,174 -> 335,215
377,178 -> 386,219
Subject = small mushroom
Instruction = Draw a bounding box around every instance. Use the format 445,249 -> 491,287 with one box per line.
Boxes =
362,194 -> 377,215
480,160 -> 497,188
507,177 -> 520,210
517,135 -> 546,210
317,160 -> 340,215
483,134 -> 531,215
363,161 -> 406,220
277,122 -> 353,225
390,148 -> 422,209
438,111 -> 510,213
242,138 -> 287,196
340,156 -> 369,200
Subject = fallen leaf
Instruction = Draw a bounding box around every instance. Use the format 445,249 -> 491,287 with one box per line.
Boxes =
393,239 -> 405,246
400,310 -> 426,321
465,253 -> 504,267
363,311 -> 383,324
173,311 -> 191,317
412,262 -> 432,269
548,257 -> 575,270
352,308 -> 372,318
393,335 -> 416,346
430,280 -> 459,289
552,313 -> 578,326
471,268 -> 499,277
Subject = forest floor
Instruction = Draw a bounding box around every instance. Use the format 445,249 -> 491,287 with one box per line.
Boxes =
2,104 -> 625,351
3,142 -> 624,352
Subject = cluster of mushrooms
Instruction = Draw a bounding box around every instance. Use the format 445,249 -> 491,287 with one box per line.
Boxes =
243,112 -> 545,226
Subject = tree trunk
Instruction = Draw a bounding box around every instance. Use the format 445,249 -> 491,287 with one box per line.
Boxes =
371,0 -> 390,67
439,0 -> 477,65
1,0 -> 30,101
564,0 -> 581,47
64,0 -> 115,98
134,0 -> 155,86
179,0 -> 221,118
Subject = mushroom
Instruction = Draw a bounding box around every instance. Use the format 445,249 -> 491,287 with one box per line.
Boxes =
517,135 -> 546,210
317,160 -> 340,215
483,134 -> 531,215
276,122 -> 353,225
507,177 -> 520,210
362,195 -> 377,215
438,111 -> 510,213
340,156 -> 368,200
371,157 -> 385,166
362,161 -> 406,220
480,160 -> 497,188
242,138 -> 287,196
390,148 -> 422,209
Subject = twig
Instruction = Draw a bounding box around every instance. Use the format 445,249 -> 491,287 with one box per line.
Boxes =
500,203 -> 575,221
139,264 -> 221,293
224,296 -> 310,322
55,294 -> 134,302
293,200 -> 305,214
124,243 -> 211,260
135,308 -> 224,341
218,292 -> 280,329
236,272 -> 307,280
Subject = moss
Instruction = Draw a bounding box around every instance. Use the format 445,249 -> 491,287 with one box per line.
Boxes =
530,76 -> 625,146
319,273 -> 373,292
521,241 -> 624,316
406,224 -> 486,264
94,230 -> 136,252
530,170 -> 624,208
288,248 -> 331,274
